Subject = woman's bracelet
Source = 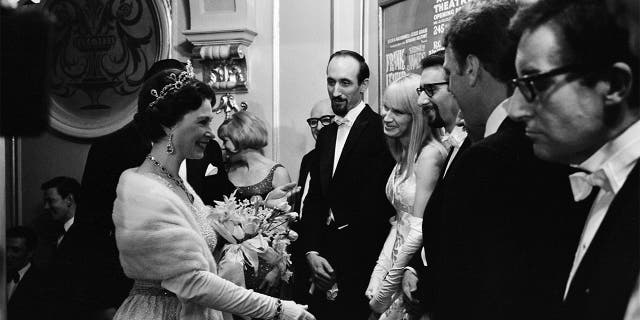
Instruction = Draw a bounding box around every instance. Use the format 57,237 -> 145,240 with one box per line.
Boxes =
273,299 -> 283,320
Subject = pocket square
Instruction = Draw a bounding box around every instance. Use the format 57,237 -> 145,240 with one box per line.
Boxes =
205,164 -> 218,176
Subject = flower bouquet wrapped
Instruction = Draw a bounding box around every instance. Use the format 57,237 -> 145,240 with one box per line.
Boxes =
207,190 -> 299,289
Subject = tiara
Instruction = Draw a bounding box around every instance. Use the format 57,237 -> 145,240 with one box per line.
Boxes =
148,60 -> 195,110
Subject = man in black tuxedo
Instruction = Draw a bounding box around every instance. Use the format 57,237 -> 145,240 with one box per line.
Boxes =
405,1 -> 581,319
66,59 -> 234,319
402,51 -> 469,314
291,98 -> 334,303
7,226 -> 49,320
508,1 -> 639,318
302,50 -> 395,319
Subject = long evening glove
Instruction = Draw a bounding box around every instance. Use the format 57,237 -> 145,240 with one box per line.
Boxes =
369,215 -> 423,313
163,270 -> 311,319
366,218 -> 398,299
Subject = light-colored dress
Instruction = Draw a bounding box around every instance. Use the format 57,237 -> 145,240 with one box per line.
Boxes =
112,169 -> 282,320
368,141 -> 447,320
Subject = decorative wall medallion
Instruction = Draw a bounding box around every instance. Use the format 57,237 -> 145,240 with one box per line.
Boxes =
44,0 -> 170,138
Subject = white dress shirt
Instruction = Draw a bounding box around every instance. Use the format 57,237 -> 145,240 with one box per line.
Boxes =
326,101 -> 366,226
58,216 -> 74,246
333,101 -> 366,175
442,125 -> 468,176
564,119 -> 640,299
484,98 -> 509,138
624,275 -> 640,320
7,262 -> 31,300
179,160 -> 187,181
299,172 -> 311,219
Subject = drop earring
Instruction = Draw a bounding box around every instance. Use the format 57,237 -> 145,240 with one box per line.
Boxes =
166,133 -> 175,154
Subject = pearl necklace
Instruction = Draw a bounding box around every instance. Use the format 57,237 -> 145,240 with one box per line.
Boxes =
146,155 -> 194,203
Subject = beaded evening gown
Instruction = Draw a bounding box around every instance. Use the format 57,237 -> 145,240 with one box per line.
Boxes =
369,141 -> 447,320
231,164 -> 290,320
381,162 -> 418,320
234,164 -> 284,201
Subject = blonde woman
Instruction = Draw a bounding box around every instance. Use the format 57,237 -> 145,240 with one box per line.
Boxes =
217,111 -> 293,303
366,74 -> 447,319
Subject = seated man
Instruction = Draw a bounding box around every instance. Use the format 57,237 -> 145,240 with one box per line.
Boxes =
7,226 -> 49,320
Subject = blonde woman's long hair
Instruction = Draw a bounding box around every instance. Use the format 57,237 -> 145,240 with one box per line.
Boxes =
383,73 -> 440,177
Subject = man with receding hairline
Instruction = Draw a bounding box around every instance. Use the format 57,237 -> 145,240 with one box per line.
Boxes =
405,1 -> 579,319
508,0 -> 639,318
302,50 -> 395,319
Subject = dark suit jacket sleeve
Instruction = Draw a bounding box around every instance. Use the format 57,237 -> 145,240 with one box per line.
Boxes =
300,134 -> 330,255
293,150 -> 314,214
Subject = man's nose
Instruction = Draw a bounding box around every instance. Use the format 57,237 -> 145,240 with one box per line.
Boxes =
330,85 -> 342,97
417,91 -> 429,106
505,90 -> 533,121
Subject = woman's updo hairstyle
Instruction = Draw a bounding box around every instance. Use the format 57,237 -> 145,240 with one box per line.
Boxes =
135,69 -> 215,142
217,111 -> 269,153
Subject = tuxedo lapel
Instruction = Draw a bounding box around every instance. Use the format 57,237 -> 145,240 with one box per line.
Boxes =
446,137 -> 471,175
333,106 -> 372,177
320,124 -> 338,196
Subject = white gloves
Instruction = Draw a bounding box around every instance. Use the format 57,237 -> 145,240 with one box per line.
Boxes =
282,300 -> 314,320
369,214 -> 423,313
162,270 -> 314,319
366,218 -> 398,299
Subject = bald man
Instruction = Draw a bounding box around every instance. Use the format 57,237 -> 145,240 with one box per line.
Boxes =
294,99 -> 334,213
292,98 -> 334,303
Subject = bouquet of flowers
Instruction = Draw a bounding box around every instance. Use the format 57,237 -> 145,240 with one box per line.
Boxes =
207,190 -> 299,289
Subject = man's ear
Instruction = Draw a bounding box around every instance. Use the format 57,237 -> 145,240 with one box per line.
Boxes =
359,78 -> 370,93
465,54 -> 481,87
65,194 -> 75,207
603,62 -> 632,106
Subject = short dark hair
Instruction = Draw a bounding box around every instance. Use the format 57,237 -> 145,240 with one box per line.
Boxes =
41,176 -> 80,201
420,50 -> 445,70
328,50 -> 370,84
135,70 -> 216,142
510,0 -> 638,108
7,226 -> 38,252
443,0 -> 519,82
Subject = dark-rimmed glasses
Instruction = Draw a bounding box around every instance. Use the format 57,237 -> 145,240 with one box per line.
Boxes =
511,64 -> 591,103
416,81 -> 448,97
306,115 -> 335,128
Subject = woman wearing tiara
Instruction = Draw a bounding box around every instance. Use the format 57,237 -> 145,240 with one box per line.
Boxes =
366,74 -> 447,320
112,63 -> 314,320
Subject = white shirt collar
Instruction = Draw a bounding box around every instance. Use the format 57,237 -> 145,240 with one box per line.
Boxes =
578,119 -> 640,193
63,216 -> 74,232
17,262 -> 31,281
484,98 -> 509,138
340,100 -> 366,125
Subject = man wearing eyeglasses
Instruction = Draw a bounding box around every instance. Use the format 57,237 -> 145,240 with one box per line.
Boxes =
507,1 -> 639,319
291,98 -> 334,305
403,1 -> 580,319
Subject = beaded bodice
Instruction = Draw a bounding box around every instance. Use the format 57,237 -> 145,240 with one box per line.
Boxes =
234,164 -> 284,200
